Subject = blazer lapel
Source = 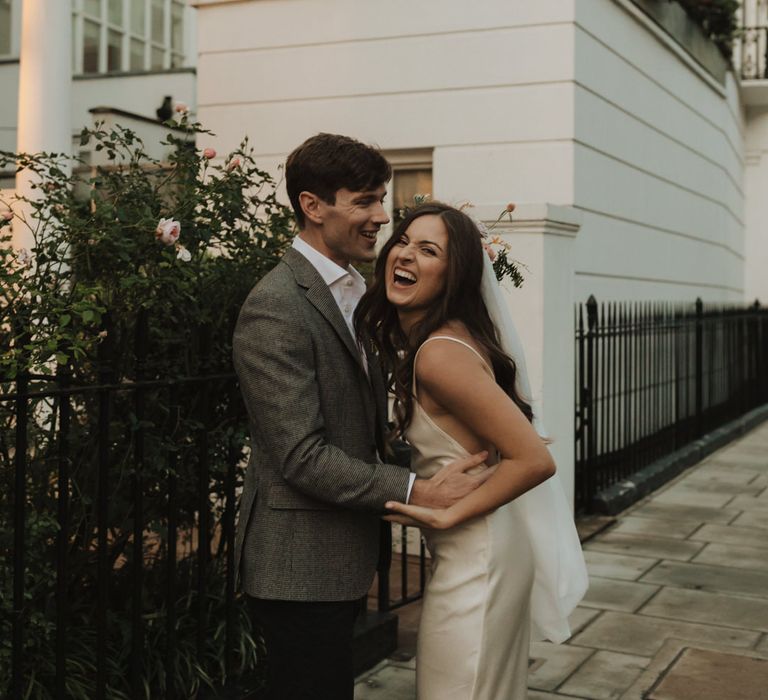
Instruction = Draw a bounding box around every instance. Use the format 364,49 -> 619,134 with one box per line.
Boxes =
284,247 -> 367,374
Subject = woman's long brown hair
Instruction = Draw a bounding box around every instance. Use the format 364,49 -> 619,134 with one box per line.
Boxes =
354,201 -> 533,437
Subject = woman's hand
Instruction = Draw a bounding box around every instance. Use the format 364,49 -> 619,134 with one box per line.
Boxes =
382,501 -> 457,530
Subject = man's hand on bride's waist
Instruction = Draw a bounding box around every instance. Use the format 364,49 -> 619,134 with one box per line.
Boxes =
407,451 -> 492,509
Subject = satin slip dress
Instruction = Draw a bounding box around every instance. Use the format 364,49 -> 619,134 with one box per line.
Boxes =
406,336 -> 534,700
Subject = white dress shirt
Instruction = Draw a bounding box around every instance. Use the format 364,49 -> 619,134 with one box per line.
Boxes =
291,236 -> 416,500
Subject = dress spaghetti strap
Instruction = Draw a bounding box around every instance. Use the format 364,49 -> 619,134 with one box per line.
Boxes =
412,335 -> 493,396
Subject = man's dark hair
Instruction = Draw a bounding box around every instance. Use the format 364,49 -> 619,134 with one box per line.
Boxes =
285,133 -> 392,228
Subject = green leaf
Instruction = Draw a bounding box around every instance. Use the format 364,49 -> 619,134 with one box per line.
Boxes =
82,309 -> 94,322
60,313 -> 71,327
55,352 -> 69,365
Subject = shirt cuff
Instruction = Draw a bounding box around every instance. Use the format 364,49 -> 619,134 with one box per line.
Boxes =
405,472 -> 416,504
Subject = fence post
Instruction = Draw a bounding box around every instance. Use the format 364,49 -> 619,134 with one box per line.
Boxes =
585,295 -> 598,505
11,327 -> 30,700
695,298 -> 703,437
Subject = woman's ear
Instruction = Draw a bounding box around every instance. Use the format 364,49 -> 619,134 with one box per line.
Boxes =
299,191 -> 323,226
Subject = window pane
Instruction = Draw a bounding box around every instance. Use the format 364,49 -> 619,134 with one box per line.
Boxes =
393,169 -> 433,225
0,0 -> 11,55
131,0 -> 145,35
151,0 -> 164,44
151,45 -> 164,70
83,20 -> 101,73
107,29 -> 122,71
171,1 -> 183,53
130,38 -> 145,70
109,0 -> 123,27
85,0 -> 101,18
171,52 -> 183,69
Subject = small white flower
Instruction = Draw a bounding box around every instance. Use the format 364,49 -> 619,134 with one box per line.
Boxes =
176,245 -> 191,262
16,248 -> 32,266
155,218 -> 181,246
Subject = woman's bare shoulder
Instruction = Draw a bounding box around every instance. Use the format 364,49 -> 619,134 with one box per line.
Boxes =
418,322 -> 491,378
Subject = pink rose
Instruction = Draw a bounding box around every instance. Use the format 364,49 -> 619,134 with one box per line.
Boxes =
2,210 -> 13,221
203,147 -> 216,159
226,157 -> 241,172
506,202 -> 516,213
155,218 -> 181,246
482,243 -> 497,262
174,102 -> 188,114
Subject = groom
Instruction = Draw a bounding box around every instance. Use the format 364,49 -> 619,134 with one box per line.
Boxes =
232,133 -> 488,699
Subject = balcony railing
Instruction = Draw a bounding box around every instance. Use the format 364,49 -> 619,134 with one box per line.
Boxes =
738,25 -> 768,79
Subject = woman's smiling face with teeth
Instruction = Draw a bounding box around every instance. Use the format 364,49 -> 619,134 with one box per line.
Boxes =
385,214 -> 449,319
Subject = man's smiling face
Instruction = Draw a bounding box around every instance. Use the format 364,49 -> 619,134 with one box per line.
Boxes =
314,185 -> 389,268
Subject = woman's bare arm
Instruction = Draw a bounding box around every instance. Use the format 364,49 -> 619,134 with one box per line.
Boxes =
384,337 -> 555,529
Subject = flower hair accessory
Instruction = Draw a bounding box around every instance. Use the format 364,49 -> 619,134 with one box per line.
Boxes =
397,196 -> 526,286
462,201 -> 525,287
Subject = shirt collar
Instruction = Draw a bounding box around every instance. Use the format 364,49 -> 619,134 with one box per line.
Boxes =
292,235 -> 364,288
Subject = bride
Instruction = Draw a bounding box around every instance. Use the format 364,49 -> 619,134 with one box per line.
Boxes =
355,201 -> 587,699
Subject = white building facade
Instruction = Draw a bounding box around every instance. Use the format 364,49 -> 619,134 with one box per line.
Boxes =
194,0 -> 756,502
1,0 -> 198,175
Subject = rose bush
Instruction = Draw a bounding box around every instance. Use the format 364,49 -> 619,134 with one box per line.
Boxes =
0,114 -> 293,699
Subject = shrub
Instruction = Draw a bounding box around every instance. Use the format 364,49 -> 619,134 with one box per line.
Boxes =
1,115 -> 293,698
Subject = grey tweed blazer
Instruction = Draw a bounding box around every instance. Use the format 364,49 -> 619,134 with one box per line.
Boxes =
232,247 -> 411,601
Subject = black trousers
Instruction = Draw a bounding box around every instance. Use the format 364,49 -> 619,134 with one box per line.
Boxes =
248,596 -> 359,700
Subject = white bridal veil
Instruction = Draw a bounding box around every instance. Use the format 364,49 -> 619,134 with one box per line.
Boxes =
480,252 -> 589,643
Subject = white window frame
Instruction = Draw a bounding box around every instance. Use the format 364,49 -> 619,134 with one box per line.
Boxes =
72,0 -> 189,75
0,0 -> 21,59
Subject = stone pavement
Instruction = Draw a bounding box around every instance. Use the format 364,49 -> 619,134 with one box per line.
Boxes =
355,420 -> 768,699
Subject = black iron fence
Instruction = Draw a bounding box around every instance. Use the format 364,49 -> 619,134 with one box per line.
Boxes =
574,296 -> 768,513
739,26 -> 768,79
3,306 -> 429,698
2,312 -> 257,700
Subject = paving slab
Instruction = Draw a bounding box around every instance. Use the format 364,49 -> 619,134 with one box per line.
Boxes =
568,606 -> 601,636
691,541 -> 768,572
685,464 -> 761,483
608,515 -> 701,540
585,533 -> 704,561
621,638 -> 768,700
639,586 -> 768,632
651,487 -> 734,509
663,477 -> 763,497
569,610 -> 759,657
689,523 -> 768,549
528,642 -> 594,691
558,650 -> 648,700
529,692 -> 588,699
757,635 -> 768,653
355,660 -> 416,700
647,647 -> 768,700
583,550 -> 659,581
731,509 -> 768,530
580,576 -> 659,613
639,560 -> 768,598
629,501 -> 739,524
727,494 -> 768,511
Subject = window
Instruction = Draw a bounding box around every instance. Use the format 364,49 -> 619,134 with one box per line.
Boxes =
0,0 -> 13,57
73,0 -> 187,75
379,150 -> 433,245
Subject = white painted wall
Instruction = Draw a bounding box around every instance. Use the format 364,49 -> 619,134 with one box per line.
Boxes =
573,0 -> 745,303
194,0 -> 749,500
196,0 -> 745,305
196,0 -> 578,206
744,106 -> 768,304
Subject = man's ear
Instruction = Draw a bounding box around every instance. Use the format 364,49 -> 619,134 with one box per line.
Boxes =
299,191 -> 324,226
